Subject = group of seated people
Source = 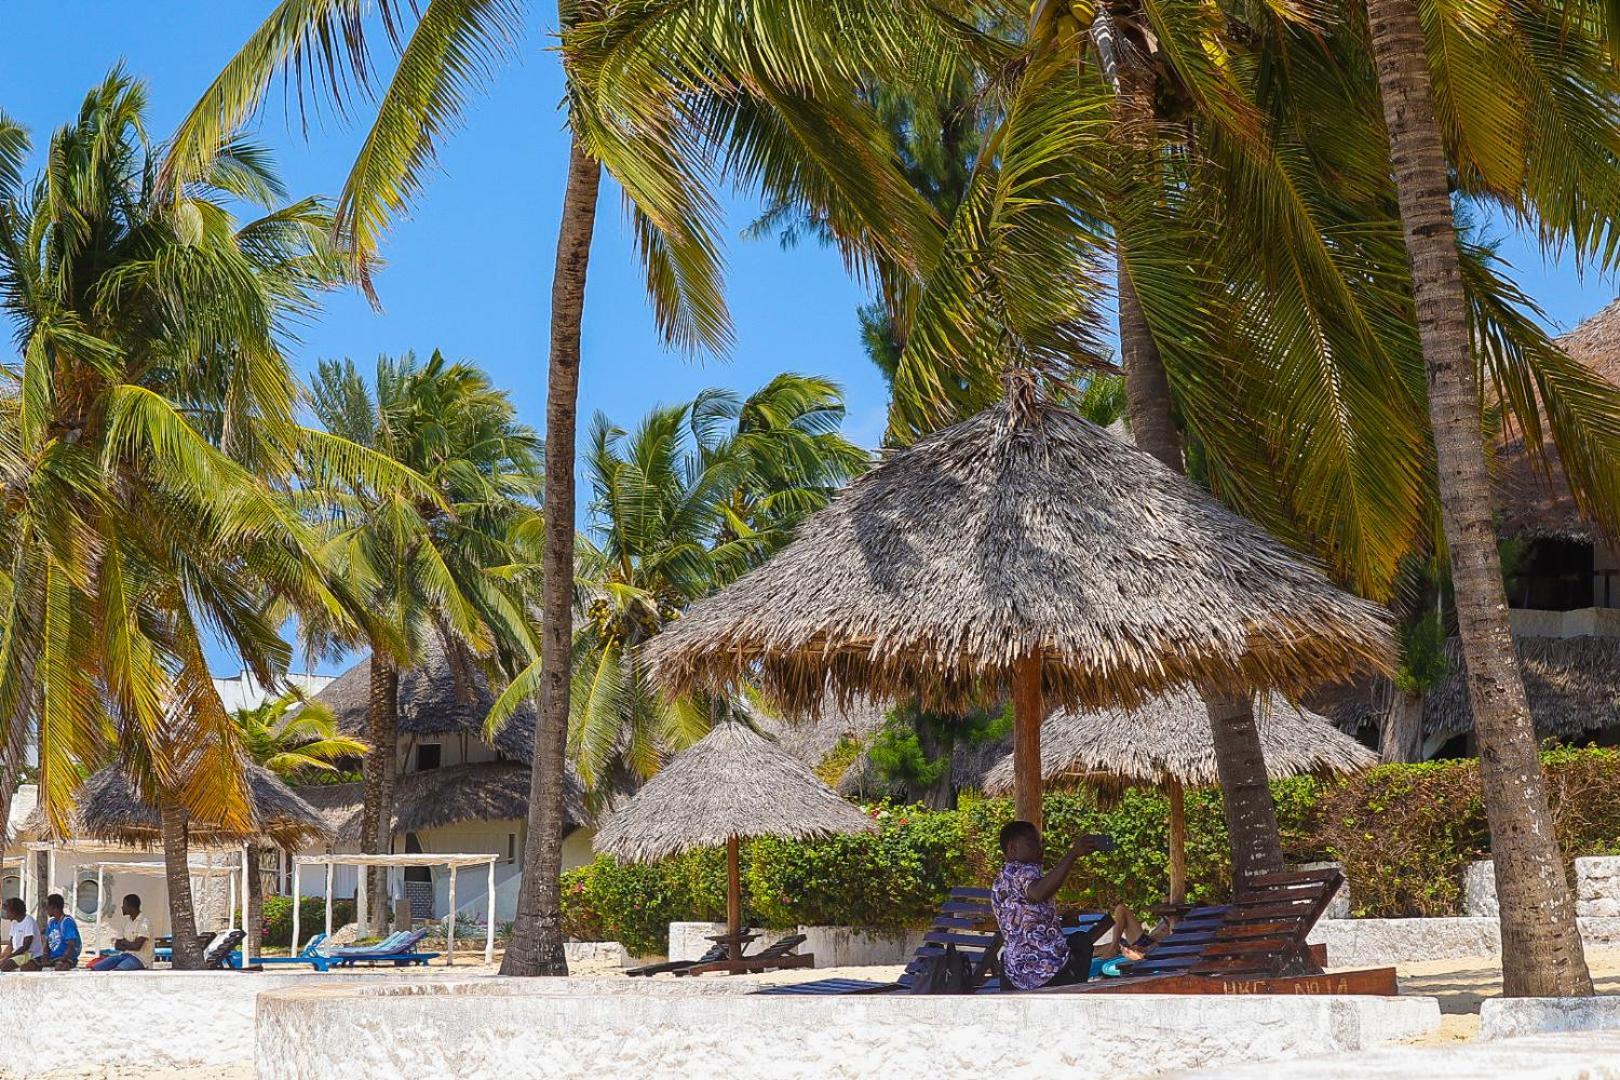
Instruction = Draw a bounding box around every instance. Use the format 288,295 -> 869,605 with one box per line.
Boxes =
991,820 -> 1170,991
0,893 -> 152,972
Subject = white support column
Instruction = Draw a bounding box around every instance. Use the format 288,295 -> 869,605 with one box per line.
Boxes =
94,865 -> 105,951
227,866 -> 236,930
323,861 -> 334,938
446,863 -> 457,967
291,861 -> 302,953
356,858 -> 368,939
484,858 -> 496,964
46,848 -> 56,901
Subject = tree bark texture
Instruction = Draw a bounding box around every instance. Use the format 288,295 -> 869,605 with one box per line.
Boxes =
502,135 -> 601,977
360,650 -> 399,934
161,804 -> 203,970
1364,0 -> 1592,997
1380,690 -> 1425,763
1012,652 -> 1046,829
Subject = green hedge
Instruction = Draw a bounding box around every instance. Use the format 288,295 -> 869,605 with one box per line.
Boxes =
1319,745 -> 1620,916
561,747 -> 1620,951
261,896 -> 356,949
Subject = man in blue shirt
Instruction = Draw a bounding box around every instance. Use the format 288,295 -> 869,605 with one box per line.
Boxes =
43,894 -> 81,971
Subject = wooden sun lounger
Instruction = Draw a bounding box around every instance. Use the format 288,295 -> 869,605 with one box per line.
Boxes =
1047,867 -> 1398,996
675,933 -> 811,977
626,940 -> 732,977
760,887 -> 1112,996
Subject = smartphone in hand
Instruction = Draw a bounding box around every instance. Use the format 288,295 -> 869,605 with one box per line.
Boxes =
1082,833 -> 1117,853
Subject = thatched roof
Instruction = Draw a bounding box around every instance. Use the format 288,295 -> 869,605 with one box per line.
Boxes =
1424,635 -> 1620,741
313,637 -> 535,761
1495,299 -> 1620,542
594,723 -> 876,863
751,698 -> 890,770
293,762 -> 589,845
648,395 -> 1394,714
64,764 -> 331,848
980,691 -> 1377,795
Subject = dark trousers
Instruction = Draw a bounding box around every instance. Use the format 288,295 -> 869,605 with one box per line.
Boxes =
1039,931 -> 1096,989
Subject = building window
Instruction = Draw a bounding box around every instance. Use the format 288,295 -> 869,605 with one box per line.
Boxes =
76,878 -> 101,916
415,743 -> 442,771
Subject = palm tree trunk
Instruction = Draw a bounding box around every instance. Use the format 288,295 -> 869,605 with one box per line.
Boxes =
1363,0 -> 1592,997
359,650 -> 400,935
502,134 -> 601,977
161,804 -> 203,969
1380,690 -> 1424,763
244,843 -> 264,962
1110,59 -> 1285,888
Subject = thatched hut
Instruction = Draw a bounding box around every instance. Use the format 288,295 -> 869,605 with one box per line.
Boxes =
313,637 -> 537,763
295,763 -> 589,845
595,723 -> 875,959
1494,299 -> 1620,609
981,692 -> 1376,900
67,764 -> 331,849
648,390 -> 1394,824
1422,636 -> 1620,750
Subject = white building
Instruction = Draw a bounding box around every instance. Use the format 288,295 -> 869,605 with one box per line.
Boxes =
289,641 -> 595,924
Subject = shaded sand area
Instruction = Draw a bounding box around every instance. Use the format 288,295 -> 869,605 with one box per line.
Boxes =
1393,945 -> 1620,1044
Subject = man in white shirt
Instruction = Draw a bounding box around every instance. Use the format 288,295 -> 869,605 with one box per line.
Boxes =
0,897 -> 43,971
88,894 -> 153,971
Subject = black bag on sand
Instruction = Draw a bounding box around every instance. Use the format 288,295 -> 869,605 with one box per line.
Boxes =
909,943 -> 974,994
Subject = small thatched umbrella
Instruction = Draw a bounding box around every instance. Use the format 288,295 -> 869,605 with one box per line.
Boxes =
648,389 -> 1395,825
594,723 -> 876,959
72,763 -> 332,849
982,691 -> 1377,901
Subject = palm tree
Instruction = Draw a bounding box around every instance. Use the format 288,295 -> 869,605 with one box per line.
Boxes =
1358,0 -> 1599,997
0,72 -> 412,967
232,689 -> 367,960
489,374 -> 866,793
171,0 -> 951,975
305,351 -> 541,932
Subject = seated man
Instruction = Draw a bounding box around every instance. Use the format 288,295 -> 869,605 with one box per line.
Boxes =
0,897 -> 43,972
990,821 -> 1108,991
89,894 -> 152,971
43,894 -> 81,971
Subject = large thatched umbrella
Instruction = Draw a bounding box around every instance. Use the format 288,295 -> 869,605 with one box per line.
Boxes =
648,390 -> 1395,825
982,691 -> 1376,901
70,764 -> 331,849
594,723 -> 876,959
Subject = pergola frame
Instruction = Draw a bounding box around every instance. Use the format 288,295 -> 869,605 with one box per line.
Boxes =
290,853 -> 498,965
86,858 -> 244,952
19,842 -> 248,948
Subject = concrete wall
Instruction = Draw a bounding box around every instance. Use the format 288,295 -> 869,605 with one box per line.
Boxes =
1462,856 -> 1620,919
0,972 -> 352,1076
1309,916 -> 1620,968
256,980 -> 1440,1080
1480,996 -> 1620,1041
1176,1032 -> 1620,1079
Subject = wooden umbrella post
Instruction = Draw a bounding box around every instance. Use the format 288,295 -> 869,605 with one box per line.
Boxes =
1012,650 -> 1046,829
725,836 -> 742,961
1167,780 -> 1188,905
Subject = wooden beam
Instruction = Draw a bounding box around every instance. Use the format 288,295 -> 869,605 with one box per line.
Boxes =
1044,966 -> 1398,997
726,836 -> 742,961
1167,780 -> 1187,905
1012,650 -> 1045,828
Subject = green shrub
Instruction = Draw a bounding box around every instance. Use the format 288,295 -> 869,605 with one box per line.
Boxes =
559,748 -> 1620,945
261,896 -> 356,948
1320,745 -> 1620,916
750,806 -> 969,928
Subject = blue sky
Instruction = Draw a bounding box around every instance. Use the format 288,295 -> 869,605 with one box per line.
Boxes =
3,2 -> 1617,677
